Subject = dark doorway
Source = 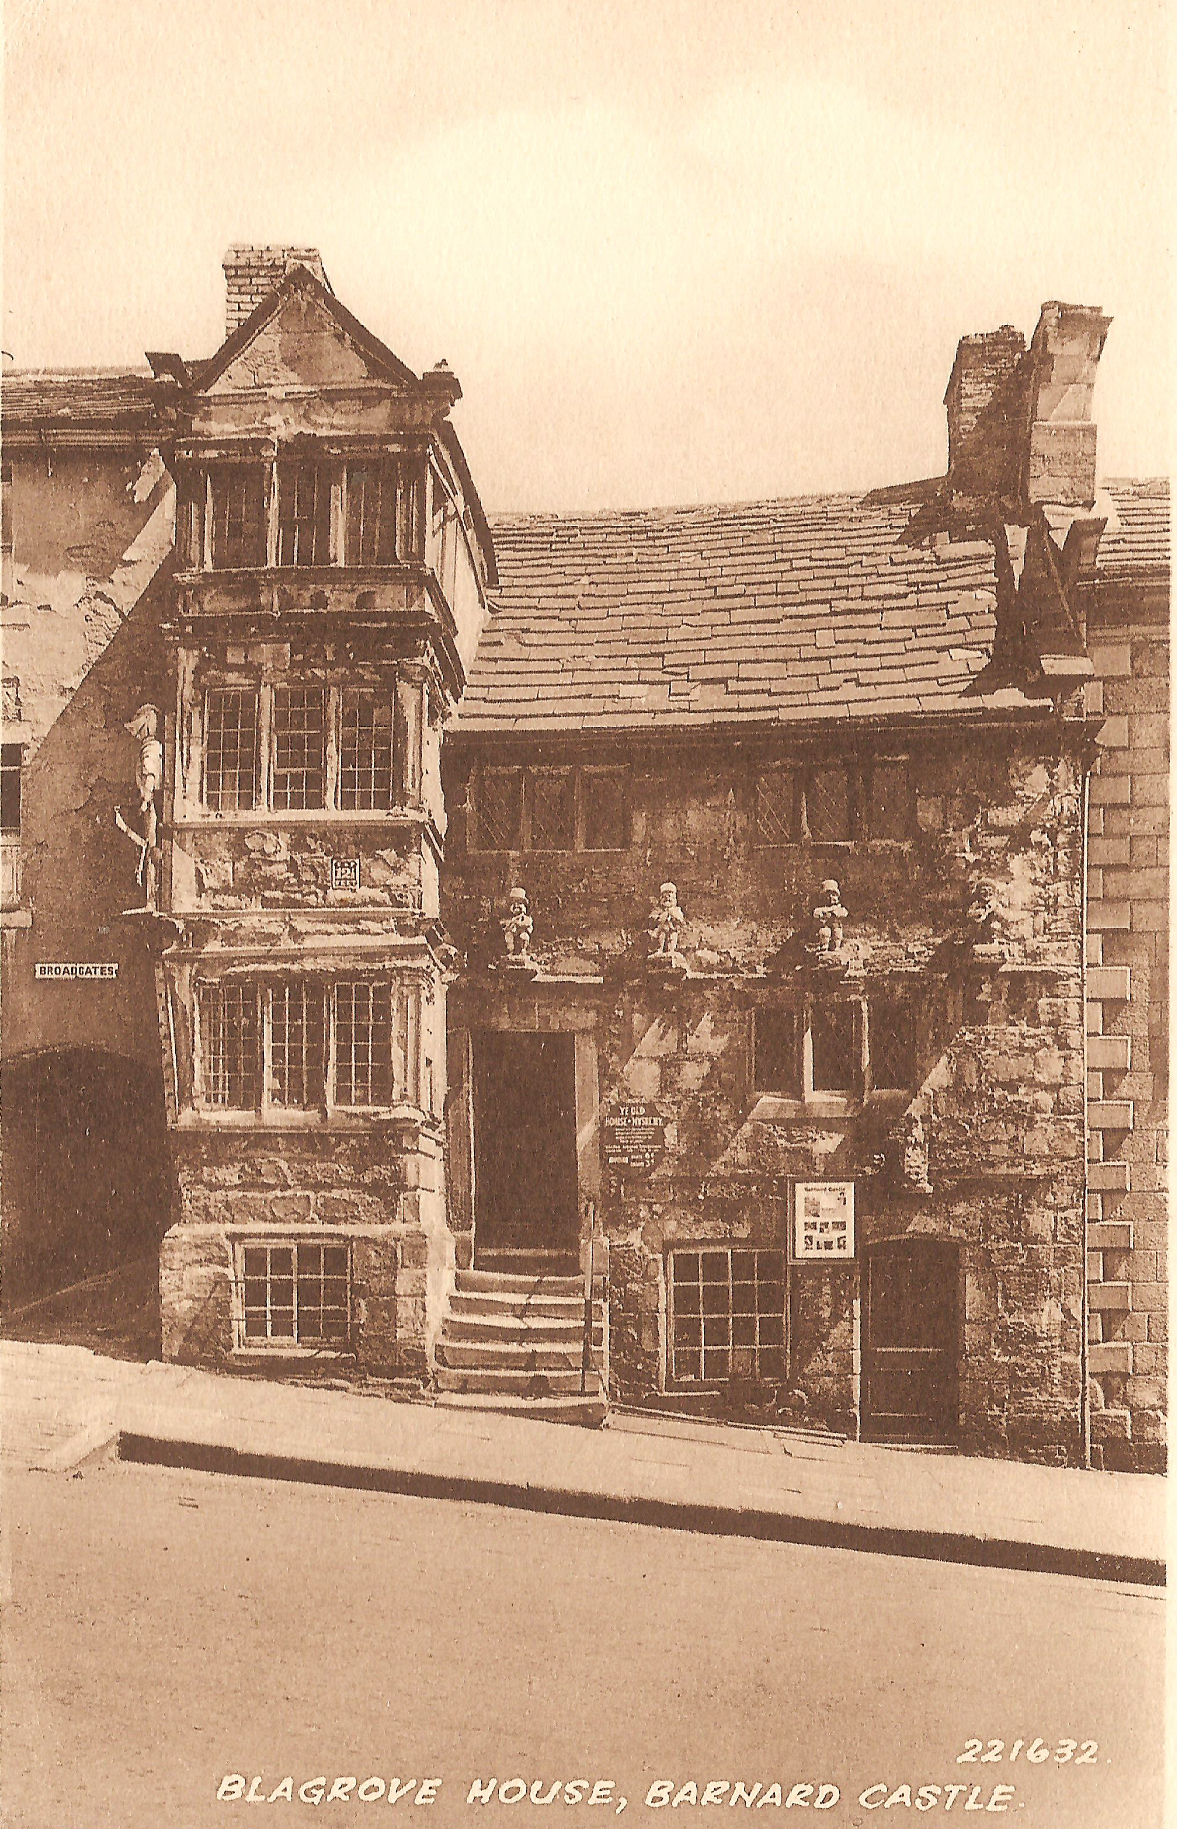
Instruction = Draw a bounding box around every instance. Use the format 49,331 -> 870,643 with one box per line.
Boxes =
472,1032 -> 579,1270
0,1049 -> 172,1353
862,1237 -> 959,1441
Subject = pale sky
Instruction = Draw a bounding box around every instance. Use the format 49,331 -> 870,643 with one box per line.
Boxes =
3,0 -> 1172,511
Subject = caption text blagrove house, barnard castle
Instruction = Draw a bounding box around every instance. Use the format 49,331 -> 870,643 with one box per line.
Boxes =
0,248 -> 1167,1472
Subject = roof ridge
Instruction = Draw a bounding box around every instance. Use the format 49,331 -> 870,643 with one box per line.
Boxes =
487,476 -> 1167,527
2,363 -> 154,379
487,490 -> 878,526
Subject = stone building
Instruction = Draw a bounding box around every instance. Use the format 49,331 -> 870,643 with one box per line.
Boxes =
1,249 -> 1167,1470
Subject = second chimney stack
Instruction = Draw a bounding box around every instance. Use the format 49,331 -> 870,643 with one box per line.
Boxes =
222,245 -> 332,338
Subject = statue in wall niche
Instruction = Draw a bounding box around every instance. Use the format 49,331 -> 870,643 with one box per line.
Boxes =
115,704 -> 163,912
496,886 -> 538,976
809,880 -> 848,956
901,1108 -> 933,1195
966,876 -> 1011,964
811,880 -> 847,952
647,881 -> 687,970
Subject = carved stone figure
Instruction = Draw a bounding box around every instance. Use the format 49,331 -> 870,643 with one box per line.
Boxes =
901,1108 -> 933,1195
500,886 -> 534,960
811,879 -> 847,954
647,881 -> 686,963
115,703 -> 164,912
966,875 -> 1010,963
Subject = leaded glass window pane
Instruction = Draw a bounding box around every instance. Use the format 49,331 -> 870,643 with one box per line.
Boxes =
272,686 -> 327,810
204,689 -> 258,810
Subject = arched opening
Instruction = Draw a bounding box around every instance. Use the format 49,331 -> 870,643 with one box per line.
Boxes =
1,1049 -> 172,1347
862,1237 -> 960,1442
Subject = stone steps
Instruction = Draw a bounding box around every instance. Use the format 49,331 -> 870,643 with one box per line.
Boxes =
437,1338 -> 595,1372
457,1267 -> 584,1296
475,1252 -> 580,1280
434,1363 -> 601,1397
444,1312 -> 602,1345
435,1266 -> 605,1408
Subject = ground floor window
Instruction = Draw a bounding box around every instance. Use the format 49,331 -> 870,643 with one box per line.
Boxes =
668,1248 -> 786,1385
241,1241 -> 350,1345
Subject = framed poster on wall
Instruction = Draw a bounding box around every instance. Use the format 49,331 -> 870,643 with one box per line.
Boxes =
792,1181 -> 856,1261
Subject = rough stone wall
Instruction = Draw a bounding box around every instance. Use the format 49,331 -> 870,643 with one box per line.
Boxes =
161,1126 -> 445,1376
180,824 -> 424,913
1084,624 -> 1169,1472
443,723 -> 1088,1460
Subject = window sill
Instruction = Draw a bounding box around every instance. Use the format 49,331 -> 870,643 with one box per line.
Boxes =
752,839 -> 915,851
172,808 -> 428,828
179,1103 -> 437,1130
467,846 -> 626,858
0,906 -> 31,928
231,1345 -> 355,1362
175,563 -> 424,585
749,1093 -> 862,1122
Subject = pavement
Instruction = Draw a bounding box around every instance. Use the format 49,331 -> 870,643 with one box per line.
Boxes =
1,1338 -> 1166,1585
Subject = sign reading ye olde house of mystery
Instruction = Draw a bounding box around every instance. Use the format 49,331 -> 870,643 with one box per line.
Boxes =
603,1100 -> 666,1173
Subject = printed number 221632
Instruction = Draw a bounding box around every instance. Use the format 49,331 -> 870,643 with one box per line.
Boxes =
957,1740 -> 1098,1765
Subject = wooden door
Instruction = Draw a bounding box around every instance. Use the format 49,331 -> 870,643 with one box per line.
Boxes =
863,1238 -> 959,1439
472,1032 -> 579,1262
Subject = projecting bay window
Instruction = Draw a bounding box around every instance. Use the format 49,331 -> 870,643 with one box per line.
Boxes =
185,458 -> 425,572
753,761 -> 914,844
203,688 -> 260,811
269,981 -> 326,1107
276,462 -> 331,568
240,1242 -> 350,1348
197,683 -> 405,813
271,686 -> 327,810
209,468 -> 267,568
345,465 -> 398,564
333,981 -> 401,1107
339,689 -> 398,811
200,981 -> 264,1109
470,765 -> 630,852
668,1248 -> 787,1387
195,978 -> 418,1116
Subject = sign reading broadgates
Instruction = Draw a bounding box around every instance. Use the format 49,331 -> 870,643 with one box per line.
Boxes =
603,1100 -> 666,1172
792,1181 -> 855,1261
35,962 -> 119,980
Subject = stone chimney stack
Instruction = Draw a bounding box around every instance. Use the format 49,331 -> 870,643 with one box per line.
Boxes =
222,245 -> 332,338
1023,301 -> 1113,508
943,303 -> 1112,513
944,324 -> 1027,500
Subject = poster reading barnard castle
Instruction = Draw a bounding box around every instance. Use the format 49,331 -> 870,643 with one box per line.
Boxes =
0,4 -> 1168,1826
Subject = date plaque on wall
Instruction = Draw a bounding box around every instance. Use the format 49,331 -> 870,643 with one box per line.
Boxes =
330,857 -> 361,891
792,1181 -> 855,1260
603,1100 -> 666,1173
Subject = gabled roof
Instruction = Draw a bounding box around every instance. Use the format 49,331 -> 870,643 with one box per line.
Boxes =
456,480 -> 1168,736
192,263 -> 424,394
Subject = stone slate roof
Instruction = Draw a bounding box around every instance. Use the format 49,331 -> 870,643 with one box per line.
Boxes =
1095,477 -> 1170,579
461,481 -> 1168,734
1,367 -> 158,432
